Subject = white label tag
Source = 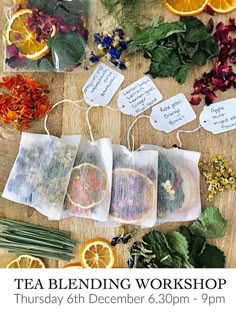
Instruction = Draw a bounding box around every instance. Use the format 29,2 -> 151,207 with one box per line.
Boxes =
200,98 -> 236,134
82,63 -> 125,106
150,93 -> 196,133
118,76 -> 163,116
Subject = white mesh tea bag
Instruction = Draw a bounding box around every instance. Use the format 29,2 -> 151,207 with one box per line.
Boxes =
2,133 -> 80,219
142,144 -> 201,224
109,145 -> 158,227
63,136 -> 113,222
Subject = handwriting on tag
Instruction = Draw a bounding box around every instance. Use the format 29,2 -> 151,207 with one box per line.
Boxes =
82,63 -> 125,106
200,98 -> 236,134
118,76 -> 163,116
150,93 -> 196,133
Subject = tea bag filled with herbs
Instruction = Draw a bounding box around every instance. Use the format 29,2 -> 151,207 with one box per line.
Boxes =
2,133 -> 80,219
142,145 -> 201,224
63,137 -> 113,222
109,145 -> 158,227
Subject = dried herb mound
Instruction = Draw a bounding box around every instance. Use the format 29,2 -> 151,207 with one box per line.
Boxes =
128,207 -> 227,268
0,75 -> 51,131
128,17 -> 220,84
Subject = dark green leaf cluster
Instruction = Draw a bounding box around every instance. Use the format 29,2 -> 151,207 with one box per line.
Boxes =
129,17 -> 220,84
128,207 -> 227,268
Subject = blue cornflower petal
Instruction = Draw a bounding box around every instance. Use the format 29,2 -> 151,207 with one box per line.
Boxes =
118,61 -> 127,71
102,35 -> 113,47
113,28 -> 125,39
94,33 -> 102,44
109,47 -> 122,59
119,40 -> 127,50
109,57 -> 119,67
89,53 -> 100,63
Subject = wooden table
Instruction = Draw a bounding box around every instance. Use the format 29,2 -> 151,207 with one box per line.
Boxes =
0,1 -> 235,268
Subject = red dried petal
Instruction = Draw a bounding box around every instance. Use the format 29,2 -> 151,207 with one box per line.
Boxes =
190,95 -> 201,105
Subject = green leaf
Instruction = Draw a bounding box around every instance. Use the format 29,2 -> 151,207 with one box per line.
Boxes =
142,230 -> 192,268
192,50 -> 208,66
185,28 -> 210,43
190,207 -> 227,238
180,16 -> 206,29
202,37 -> 220,58
48,32 -> 86,70
174,66 -> 188,84
195,244 -> 226,268
130,21 -> 186,51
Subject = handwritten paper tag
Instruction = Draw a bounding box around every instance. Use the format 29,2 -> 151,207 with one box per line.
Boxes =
150,93 -> 196,133
83,63 -> 125,106
200,98 -> 236,134
118,76 -> 163,116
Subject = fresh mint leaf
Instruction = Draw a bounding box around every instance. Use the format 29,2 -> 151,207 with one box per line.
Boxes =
129,21 -> 186,52
174,66 -> 188,84
180,16 -> 206,29
185,28 -> 210,43
192,50 -> 208,66
190,207 -> 227,238
202,37 -> 220,58
48,32 -> 86,70
195,244 -> 226,268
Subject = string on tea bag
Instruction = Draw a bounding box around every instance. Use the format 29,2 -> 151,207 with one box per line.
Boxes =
44,99 -> 87,136
176,125 -> 202,148
127,115 -> 150,152
85,105 -> 119,142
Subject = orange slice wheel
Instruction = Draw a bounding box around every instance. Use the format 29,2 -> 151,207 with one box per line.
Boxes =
162,0 -> 209,16
110,168 -> 156,223
67,163 -> 108,215
7,255 -> 45,268
208,0 -> 236,13
80,238 -> 115,268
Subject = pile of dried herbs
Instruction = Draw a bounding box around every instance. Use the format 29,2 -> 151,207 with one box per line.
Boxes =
128,17 -> 220,84
128,207 -> 227,268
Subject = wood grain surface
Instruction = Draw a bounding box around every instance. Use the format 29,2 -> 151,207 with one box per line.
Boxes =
0,1 -> 235,268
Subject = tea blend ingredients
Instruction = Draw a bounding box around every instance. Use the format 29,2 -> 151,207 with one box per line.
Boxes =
190,18 -> 236,105
2,133 -> 79,219
0,218 -> 76,261
6,255 -> 45,268
79,238 -> 115,268
89,28 -> 130,70
129,17 -> 219,84
111,227 -> 137,246
0,75 -> 51,131
199,155 -> 236,201
128,207 -> 227,268
162,0 -> 208,16
5,0 -> 89,71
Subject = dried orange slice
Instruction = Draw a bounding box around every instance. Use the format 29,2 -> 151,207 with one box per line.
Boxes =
67,163 -> 108,215
6,255 -> 45,268
208,0 -> 236,13
13,0 -> 28,5
63,262 -> 83,269
110,168 -> 156,224
6,9 -> 56,60
80,238 -> 115,268
162,0 -> 209,16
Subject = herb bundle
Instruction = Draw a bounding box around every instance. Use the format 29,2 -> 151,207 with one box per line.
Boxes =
128,207 -> 227,268
0,218 -> 76,261
128,17 -> 220,84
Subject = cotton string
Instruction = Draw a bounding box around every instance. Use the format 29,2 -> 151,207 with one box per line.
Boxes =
176,125 -> 202,148
44,99 -> 87,136
127,115 -> 150,152
85,105 -> 120,143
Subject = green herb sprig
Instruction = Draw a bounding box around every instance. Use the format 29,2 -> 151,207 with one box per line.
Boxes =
128,17 -> 220,84
0,218 -> 76,261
